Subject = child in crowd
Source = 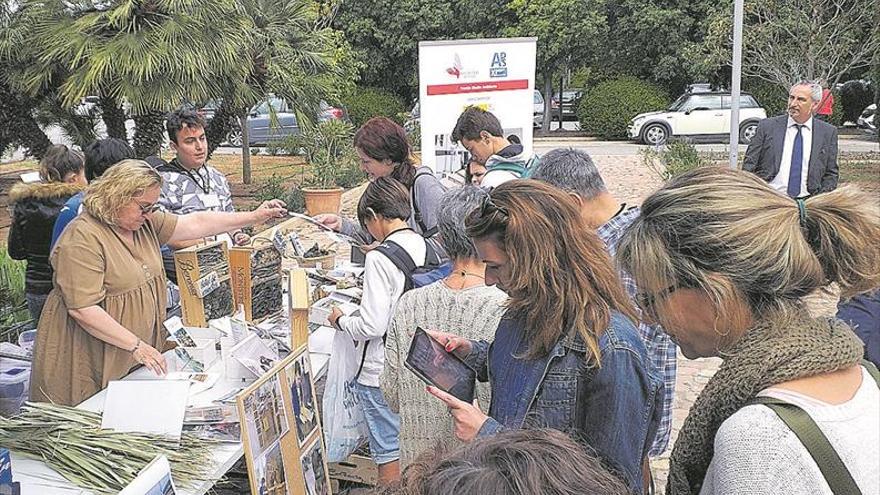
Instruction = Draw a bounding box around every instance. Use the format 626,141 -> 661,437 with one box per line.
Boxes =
327,177 -> 434,485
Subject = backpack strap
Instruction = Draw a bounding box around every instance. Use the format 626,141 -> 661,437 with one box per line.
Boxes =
410,168 -> 438,237
749,396 -> 862,494
373,240 -> 418,292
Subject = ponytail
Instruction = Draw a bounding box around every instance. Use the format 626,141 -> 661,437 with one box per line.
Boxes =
803,186 -> 880,298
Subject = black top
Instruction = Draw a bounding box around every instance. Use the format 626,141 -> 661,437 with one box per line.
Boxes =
7,181 -> 84,295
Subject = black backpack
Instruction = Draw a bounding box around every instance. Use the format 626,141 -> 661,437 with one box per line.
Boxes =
373,239 -> 442,292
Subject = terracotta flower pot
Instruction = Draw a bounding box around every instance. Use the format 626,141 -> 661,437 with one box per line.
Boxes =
302,187 -> 343,216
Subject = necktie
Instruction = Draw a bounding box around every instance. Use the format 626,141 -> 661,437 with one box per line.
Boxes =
787,124 -> 803,198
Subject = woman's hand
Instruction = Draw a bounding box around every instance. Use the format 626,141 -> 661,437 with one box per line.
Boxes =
250,205 -> 287,223
132,341 -> 168,376
427,330 -> 472,358
426,386 -> 488,442
313,213 -> 342,232
258,199 -> 287,210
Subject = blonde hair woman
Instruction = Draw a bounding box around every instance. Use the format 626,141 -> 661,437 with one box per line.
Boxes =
31,160 -> 285,406
617,167 -> 880,494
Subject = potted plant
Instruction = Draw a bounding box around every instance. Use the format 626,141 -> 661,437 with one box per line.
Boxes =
293,120 -> 362,215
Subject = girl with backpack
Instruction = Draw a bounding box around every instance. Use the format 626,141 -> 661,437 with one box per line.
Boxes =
315,117 -> 448,260
327,177 -> 434,485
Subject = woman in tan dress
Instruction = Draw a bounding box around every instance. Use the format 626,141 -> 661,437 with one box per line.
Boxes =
30,160 -> 286,406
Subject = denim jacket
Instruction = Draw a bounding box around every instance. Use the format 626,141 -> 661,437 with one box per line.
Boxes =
467,311 -> 662,493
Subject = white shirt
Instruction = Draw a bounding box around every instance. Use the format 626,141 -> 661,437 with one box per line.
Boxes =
700,366 -> 879,494
480,169 -> 519,189
337,229 -> 427,387
769,116 -> 813,198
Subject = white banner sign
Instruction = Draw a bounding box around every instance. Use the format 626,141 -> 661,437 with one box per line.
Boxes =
418,37 -> 537,174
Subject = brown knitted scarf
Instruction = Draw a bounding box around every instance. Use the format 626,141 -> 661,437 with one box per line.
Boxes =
666,309 -> 865,495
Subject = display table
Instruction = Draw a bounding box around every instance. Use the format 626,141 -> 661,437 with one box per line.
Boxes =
9,330 -> 333,495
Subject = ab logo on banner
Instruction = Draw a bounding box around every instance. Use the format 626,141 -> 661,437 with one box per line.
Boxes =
490,52 -> 508,78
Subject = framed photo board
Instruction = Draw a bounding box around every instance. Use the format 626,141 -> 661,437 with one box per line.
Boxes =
237,348 -> 330,495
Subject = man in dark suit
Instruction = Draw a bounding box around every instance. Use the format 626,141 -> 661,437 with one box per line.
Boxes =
743,81 -> 839,197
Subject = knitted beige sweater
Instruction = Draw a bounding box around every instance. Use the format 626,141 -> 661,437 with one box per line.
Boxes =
381,282 -> 507,466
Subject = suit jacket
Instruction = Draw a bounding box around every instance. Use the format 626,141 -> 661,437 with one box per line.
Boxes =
742,114 -> 839,195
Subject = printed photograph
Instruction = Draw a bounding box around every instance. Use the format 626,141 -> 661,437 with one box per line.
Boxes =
242,374 -> 289,456
144,471 -> 175,495
300,437 -> 330,495
285,353 -> 318,446
252,439 -> 288,495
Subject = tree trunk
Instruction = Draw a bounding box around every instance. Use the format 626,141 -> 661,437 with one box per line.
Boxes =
99,95 -> 128,140
557,74 -> 565,127
240,114 -> 252,185
541,74 -> 552,133
0,85 -> 52,159
132,110 -> 166,158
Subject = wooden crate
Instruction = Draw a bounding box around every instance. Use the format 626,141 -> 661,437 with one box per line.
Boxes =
229,245 -> 284,323
288,268 -> 311,352
174,241 -> 234,327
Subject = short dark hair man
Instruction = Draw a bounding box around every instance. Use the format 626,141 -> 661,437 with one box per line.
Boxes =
531,148 -> 676,459
743,81 -> 839,197
157,109 -> 284,284
450,107 -> 536,188
50,137 -> 135,248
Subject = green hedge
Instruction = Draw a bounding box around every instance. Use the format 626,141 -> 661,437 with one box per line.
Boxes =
577,76 -> 669,139
341,87 -> 406,129
743,79 -> 787,117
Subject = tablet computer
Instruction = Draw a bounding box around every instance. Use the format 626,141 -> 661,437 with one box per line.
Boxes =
404,327 -> 476,403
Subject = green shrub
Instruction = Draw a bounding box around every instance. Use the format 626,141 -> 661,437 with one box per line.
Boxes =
289,119 -> 365,189
839,80 -> 874,124
829,89 -> 844,127
342,87 -> 406,129
577,76 -> 669,139
744,79 -> 787,117
640,139 -> 708,181
0,247 -> 30,341
254,174 -> 306,213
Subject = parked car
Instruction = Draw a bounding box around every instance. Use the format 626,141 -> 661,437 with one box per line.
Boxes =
223,98 -> 346,146
550,89 -> 583,121
628,92 -> 766,145
857,103 -> 876,134
533,90 -> 544,128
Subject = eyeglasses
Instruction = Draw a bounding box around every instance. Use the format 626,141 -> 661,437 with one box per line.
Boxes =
635,284 -> 679,320
479,194 -> 508,218
136,201 -> 160,215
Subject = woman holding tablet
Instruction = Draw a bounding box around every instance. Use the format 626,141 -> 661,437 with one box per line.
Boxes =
426,180 -> 661,494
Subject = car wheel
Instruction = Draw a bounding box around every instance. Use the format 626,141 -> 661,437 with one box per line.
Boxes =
739,122 -> 758,144
226,129 -> 243,147
642,124 -> 668,145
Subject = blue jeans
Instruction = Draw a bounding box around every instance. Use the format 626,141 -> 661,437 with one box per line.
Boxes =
26,293 -> 48,324
353,382 -> 400,464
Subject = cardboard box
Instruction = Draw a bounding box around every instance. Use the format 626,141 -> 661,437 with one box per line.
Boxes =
229,245 -> 284,323
328,454 -> 377,486
174,241 -> 233,327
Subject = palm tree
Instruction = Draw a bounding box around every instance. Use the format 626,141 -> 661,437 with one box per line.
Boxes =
204,0 -> 352,183
5,0 -> 253,156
